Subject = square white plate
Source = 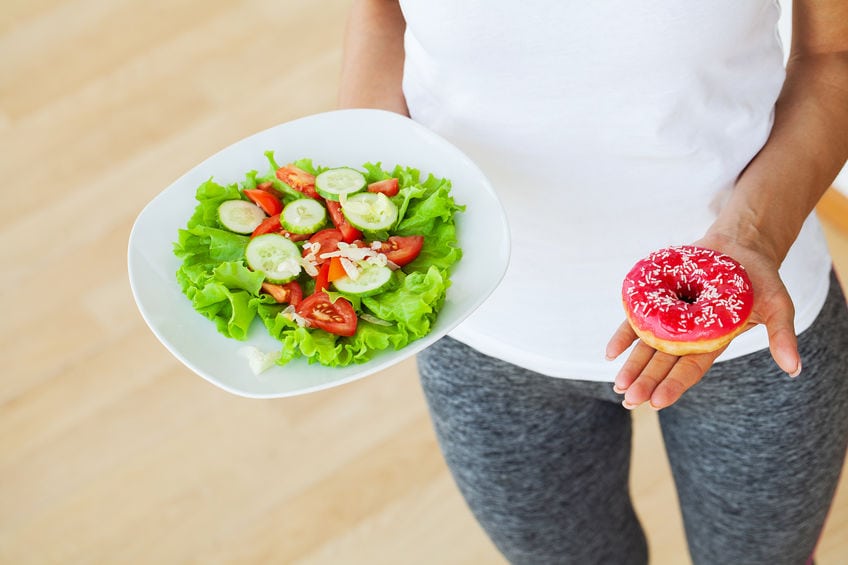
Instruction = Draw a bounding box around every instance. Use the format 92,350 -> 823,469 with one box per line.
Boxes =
128,109 -> 509,398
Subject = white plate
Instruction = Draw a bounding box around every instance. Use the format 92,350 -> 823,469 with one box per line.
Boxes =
128,109 -> 510,398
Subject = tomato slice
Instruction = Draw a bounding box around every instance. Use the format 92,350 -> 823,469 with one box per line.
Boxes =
276,165 -> 322,199
261,281 -> 303,306
374,235 -> 424,266
244,189 -> 283,216
305,229 -> 344,264
367,178 -> 399,197
313,262 -> 331,294
251,214 -> 283,238
255,181 -> 283,198
296,292 -> 357,336
325,200 -> 362,243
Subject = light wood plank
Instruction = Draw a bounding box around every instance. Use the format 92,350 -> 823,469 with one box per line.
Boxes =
818,187 -> 848,236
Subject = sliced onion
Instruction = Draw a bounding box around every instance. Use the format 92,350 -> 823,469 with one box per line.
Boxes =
238,346 -> 279,375
281,305 -> 311,328
340,257 -> 360,279
299,255 -> 319,277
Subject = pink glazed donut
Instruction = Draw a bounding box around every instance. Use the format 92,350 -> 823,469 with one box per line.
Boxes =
622,245 -> 754,355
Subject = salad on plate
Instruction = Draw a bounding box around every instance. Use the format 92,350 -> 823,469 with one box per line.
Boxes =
173,151 -> 464,373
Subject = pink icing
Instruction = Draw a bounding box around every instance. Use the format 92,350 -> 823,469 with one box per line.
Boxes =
622,246 -> 754,342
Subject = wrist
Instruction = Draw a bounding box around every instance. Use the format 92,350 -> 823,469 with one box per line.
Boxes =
703,211 -> 787,269
704,176 -> 810,266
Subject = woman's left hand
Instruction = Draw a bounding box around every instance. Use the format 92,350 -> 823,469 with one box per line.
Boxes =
605,234 -> 801,410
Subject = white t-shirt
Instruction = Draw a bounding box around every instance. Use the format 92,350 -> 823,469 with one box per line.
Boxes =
399,0 -> 832,381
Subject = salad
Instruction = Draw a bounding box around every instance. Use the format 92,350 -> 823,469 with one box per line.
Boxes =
173,151 -> 464,372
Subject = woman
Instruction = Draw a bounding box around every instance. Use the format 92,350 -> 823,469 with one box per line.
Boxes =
340,2 -> 848,563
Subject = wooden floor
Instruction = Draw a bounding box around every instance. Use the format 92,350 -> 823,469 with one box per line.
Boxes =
2,1 -> 848,563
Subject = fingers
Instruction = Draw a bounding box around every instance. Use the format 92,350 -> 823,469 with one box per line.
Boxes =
608,322 -> 706,409
620,346 -> 679,408
606,320 -> 638,361
612,340 -> 656,393
614,343 -> 724,410
761,289 -> 801,377
648,352 -> 721,409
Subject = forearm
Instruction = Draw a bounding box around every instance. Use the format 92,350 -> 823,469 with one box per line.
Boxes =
707,16 -> 848,264
338,0 -> 408,115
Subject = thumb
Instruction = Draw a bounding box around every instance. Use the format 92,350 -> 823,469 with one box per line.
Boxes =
761,286 -> 801,377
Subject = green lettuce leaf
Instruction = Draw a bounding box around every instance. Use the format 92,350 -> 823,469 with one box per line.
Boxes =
175,263 -> 259,340
173,152 -> 464,367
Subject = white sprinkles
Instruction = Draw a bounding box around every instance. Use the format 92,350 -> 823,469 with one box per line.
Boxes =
623,246 -> 753,336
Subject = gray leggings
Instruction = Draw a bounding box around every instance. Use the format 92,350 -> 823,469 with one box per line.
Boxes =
417,272 -> 848,565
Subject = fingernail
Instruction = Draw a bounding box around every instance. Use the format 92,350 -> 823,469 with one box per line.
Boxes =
789,361 -> 802,378
613,385 -> 626,394
622,399 -> 637,410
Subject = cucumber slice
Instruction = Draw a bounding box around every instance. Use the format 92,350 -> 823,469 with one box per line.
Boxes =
245,234 -> 302,283
218,200 -> 266,234
315,167 -> 367,201
281,198 -> 327,234
332,263 -> 393,297
341,192 -> 398,232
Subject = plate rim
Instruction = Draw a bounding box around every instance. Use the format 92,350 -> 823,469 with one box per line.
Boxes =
127,108 -> 510,399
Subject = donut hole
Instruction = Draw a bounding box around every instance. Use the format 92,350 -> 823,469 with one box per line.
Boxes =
676,291 -> 698,304
675,282 -> 703,305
